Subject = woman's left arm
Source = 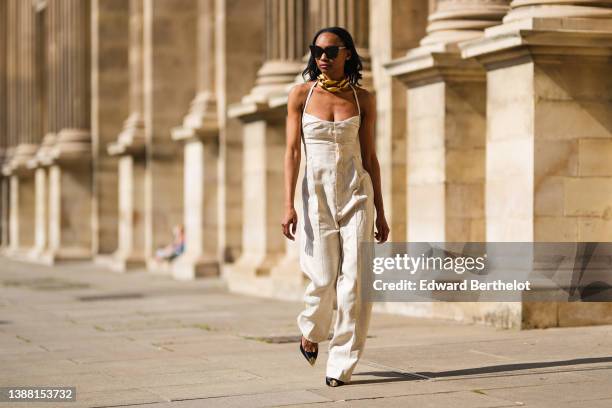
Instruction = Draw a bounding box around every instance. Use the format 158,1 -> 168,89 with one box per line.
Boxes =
358,90 -> 390,243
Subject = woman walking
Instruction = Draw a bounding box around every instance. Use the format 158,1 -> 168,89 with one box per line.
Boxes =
282,26 -> 389,387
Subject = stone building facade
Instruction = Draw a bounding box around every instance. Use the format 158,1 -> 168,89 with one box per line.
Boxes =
1,0 -> 611,329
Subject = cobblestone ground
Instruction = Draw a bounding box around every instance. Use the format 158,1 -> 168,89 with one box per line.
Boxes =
1,257 -> 612,407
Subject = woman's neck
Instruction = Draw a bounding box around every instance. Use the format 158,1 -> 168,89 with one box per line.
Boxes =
322,72 -> 345,81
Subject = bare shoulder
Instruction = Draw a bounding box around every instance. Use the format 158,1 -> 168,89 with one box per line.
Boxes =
353,85 -> 372,99
288,82 -> 314,110
353,85 -> 375,113
293,81 -> 313,94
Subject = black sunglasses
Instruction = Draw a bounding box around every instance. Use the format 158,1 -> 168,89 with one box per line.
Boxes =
309,44 -> 347,60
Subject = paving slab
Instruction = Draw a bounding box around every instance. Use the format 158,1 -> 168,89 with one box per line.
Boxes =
1,257 -> 611,407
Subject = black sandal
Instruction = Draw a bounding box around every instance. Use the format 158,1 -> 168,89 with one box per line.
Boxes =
299,336 -> 318,366
325,376 -> 345,387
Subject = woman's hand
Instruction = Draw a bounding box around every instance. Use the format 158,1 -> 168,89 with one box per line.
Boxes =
282,207 -> 298,240
375,213 -> 390,243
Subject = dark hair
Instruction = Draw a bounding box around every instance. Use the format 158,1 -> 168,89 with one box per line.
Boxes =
301,26 -> 363,86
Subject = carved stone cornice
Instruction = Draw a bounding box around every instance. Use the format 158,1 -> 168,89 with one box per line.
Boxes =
29,133 -> 56,167
503,0 -> 612,24
107,113 -> 146,157
47,129 -> 92,164
384,46 -> 485,88
460,17 -> 612,68
172,92 -> 219,144
7,143 -> 38,175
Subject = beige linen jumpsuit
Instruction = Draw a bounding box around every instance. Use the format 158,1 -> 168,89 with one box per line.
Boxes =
296,80 -> 376,383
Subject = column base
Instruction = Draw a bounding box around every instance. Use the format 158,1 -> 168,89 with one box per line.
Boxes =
269,253 -> 306,302
237,252 -> 284,277
106,251 -> 146,272
28,246 -> 48,261
223,252 -> 291,298
3,248 -> 40,263
51,129 -> 92,163
172,254 -> 219,280
3,247 -> 91,265
42,248 -> 92,265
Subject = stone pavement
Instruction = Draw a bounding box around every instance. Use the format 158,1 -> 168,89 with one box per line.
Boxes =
0,258 -> 611,408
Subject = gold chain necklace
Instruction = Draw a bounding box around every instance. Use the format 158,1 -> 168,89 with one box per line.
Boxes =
316,72 -> 351,93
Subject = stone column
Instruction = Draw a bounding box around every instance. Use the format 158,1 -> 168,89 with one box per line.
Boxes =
421,0 -> 510,45
0,0 -> 5,159
225,0 -> 306,297
33,164 -> 46,256
34,0 -> 58,173
262,0 -> 309,298
105,0 -> 145,272
112,153 -> 145,270
461,2 -> 612,328
8,176 -> 18,252
310,0 -> 429,325
0,0 -> 7,249
386,0 -> 509,242
0,175 -> 7,249
307,0 -> 373,90
28,2 -> 49,260
214,0 -> 266,270
242,0 -> 308,103
383,0 -> 510,326
269,91 -> 307,300
31,0 -> 59,260
369,0 -> 428,244
13,0 -> 41,168
171,0 -> 220,280
3,0 -> 18,251
90,0 -> 129,263
266,121 -> 305,301
142,0 -> 196,274
6,0 -> 40,256
43,0 -> 94,262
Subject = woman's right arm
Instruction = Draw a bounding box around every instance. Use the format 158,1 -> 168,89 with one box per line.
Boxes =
282,84 -> 304,241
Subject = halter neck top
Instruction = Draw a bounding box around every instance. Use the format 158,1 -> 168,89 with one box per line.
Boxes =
301,81 -> 361,135
299,80 -> 372,235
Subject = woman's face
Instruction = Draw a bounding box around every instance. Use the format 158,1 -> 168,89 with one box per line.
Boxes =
313,32 -> 351,76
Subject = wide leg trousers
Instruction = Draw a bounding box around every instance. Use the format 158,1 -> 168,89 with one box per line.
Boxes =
297,173 -> 375,383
